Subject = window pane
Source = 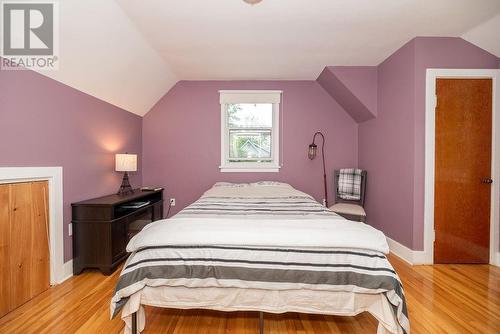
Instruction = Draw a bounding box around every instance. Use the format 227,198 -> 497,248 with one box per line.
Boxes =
227,103 -> 273,128
229,129 -> 272,161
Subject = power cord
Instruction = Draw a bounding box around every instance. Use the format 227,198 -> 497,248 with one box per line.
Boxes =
165,200 -> 172,218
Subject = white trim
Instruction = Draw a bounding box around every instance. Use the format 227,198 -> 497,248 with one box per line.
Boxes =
424,69 -> 500,265
219,90 -> 283,104
60,259 -> 74,283
0,167 -> 68,284
386,237 -> 426,265
219,90 -> 284,94
219,90 -> 282,173
495,252 -> 500,266
219,167 -> 281,173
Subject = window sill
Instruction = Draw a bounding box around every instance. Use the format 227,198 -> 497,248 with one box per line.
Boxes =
219,166 -> 281,173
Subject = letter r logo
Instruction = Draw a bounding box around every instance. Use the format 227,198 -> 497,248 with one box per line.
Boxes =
2,2 -> 54,56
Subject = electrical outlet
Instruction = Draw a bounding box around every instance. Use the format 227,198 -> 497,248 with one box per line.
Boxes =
169,198 -> 176,206
68,223 -> 72,236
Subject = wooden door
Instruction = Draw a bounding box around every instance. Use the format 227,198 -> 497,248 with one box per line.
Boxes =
0,181 -> 50,318
434,79 -> 492,264
30,182 -> 50,297
10,182 -> 34,308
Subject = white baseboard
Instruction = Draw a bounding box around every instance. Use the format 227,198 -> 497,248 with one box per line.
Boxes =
388,237 -> 500,266
58,260 -> 74,284
386,237 -> 427,265
412,251 -> 428,265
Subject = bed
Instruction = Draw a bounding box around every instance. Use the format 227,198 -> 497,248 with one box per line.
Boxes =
111,182 -> 409,334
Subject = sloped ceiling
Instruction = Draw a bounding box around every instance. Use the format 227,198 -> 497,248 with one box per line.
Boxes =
462,13 -> 500,57
29,0 -> 500,116
32,0 -> 177,116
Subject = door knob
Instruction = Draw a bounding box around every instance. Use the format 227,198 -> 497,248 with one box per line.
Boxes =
481,178 -> 493,184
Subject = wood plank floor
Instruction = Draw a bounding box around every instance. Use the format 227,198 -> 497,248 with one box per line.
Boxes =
0,254 -> 499,333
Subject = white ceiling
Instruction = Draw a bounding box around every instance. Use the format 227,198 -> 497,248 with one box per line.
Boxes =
117,0 -> 500,80
32,0 -> 500,116
462,13 -> 500,58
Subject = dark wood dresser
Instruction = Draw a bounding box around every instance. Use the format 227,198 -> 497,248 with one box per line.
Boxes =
72,189 -> 163,275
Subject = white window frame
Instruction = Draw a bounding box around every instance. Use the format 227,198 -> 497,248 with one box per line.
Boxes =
219,90 -> 282,172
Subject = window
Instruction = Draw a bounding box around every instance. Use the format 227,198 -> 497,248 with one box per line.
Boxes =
220,90 -> 282,172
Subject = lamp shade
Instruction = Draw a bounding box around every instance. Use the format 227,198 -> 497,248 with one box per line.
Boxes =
243,0 -> 263,4
115,154 -> 137,172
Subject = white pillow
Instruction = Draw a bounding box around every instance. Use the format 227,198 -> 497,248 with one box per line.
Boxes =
213,182 -> 249,188
249,181 -> 292,188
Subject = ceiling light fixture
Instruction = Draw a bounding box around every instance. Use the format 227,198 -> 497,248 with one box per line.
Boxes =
243,0 -> 263,5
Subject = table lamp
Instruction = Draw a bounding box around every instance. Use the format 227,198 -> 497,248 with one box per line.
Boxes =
116,153 -> 137,196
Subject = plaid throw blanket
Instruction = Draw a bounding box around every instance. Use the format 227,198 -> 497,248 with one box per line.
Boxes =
338,168 -> 362,200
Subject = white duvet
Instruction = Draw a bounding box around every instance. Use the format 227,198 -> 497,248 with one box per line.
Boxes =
127,182 -> 389,254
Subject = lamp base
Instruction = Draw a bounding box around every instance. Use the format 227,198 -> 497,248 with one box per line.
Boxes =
117,172 -> 134,196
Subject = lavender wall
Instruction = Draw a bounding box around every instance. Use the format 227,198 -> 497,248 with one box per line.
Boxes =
359,37 -> 499,250
0,69 -> 142,261
328,66 -> 378,116
358,40 -> 416,248
142,81 -> 358,215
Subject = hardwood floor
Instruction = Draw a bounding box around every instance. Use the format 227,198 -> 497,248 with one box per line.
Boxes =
0,254 -> 499,333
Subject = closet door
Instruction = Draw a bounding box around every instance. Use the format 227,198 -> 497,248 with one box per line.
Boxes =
10,182 -> 34,308
0,181 -> 50,318
30,182 -> 50,297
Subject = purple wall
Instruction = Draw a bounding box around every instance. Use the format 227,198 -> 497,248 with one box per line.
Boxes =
328,66 -> 378,116
0,69 -> 142,261
359,40 -> 416,248
359,37 -> 499,250
142,81 -> 358,215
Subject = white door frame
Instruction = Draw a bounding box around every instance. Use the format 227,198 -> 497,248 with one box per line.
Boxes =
0,167 -> 68,283
424,69 -> 500,266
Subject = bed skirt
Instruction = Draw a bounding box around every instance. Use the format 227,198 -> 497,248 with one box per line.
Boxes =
119,286 -> 405,334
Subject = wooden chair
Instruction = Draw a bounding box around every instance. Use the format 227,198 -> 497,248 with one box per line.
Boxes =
329,170 -> 367,222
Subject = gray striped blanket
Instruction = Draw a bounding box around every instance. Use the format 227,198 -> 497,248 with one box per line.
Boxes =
111,184 -> 409,334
